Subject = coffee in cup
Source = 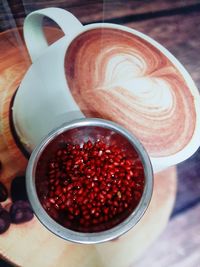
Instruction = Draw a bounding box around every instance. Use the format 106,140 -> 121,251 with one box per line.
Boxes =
65,27 -> 197,158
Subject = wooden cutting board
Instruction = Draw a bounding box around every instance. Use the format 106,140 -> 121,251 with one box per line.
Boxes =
0,28 -> 177,267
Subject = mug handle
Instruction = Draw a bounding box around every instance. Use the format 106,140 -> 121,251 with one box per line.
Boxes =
24,7 -> 83,62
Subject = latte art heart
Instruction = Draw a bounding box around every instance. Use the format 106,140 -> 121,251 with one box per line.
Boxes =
65,28 -> 195,157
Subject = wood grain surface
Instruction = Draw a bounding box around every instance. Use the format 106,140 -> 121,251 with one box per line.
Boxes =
1,0 -> 200,29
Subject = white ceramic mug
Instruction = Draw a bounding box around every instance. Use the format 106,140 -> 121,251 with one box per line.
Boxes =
12,7 -> 200,173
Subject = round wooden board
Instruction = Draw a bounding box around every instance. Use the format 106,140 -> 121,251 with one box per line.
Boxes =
0,28 -> 177,267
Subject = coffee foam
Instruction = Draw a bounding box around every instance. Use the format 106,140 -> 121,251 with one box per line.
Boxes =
65,28 -> 196,157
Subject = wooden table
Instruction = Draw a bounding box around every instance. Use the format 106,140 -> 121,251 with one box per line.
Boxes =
0,1 -> 200,266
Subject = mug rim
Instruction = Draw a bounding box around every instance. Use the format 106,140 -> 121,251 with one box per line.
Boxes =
26,118 -> 154,244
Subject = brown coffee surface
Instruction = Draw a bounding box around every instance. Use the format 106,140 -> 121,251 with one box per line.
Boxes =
65,28 -> 195,157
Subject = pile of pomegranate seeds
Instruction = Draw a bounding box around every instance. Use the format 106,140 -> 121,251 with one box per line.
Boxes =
38,140 -> 145,232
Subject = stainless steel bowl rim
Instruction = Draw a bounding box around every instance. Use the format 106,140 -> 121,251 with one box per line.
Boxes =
26,118 -> 153,244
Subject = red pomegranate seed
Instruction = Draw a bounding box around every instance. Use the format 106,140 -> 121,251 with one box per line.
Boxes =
36,139 -> 145,232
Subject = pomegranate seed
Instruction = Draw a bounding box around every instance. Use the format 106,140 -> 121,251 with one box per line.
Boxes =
107,193 -> 112,199
36,139 -> 145,232
93,186 -> 99,192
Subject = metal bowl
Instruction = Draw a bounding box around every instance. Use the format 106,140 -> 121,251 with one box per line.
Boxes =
26,118 -> 153,244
